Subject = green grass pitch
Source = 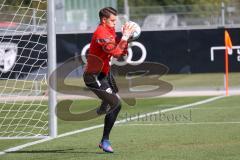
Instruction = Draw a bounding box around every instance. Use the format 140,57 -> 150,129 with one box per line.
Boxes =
0,96 -> 240,160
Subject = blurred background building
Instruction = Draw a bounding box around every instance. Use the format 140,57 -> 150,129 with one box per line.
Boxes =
55,0 -> 117,32
54,0 -> 240,33
0,0 -> 240,33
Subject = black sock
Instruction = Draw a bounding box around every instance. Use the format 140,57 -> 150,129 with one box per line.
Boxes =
102,104 -> 121,141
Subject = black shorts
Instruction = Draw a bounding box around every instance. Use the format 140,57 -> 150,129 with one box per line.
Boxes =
83,72 -> 120,107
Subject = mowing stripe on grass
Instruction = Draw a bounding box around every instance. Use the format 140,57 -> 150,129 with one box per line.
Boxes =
0,95 -> 224,156
118,121 -> 240,127
115,95 -> 225,124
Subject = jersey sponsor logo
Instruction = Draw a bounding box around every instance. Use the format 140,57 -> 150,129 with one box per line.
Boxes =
96,38 -> 112,43
0,42 -> 17,73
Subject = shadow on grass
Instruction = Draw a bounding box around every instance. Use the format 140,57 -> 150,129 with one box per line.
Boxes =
6,148 -> 116,155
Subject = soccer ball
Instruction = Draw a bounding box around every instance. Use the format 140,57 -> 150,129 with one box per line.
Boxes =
122,21 -> 141,41
129,21 -> 141,41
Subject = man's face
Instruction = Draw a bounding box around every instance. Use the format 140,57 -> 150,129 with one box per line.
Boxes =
103,14 -> 117,28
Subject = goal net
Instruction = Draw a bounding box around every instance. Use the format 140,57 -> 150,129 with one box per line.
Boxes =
0,0 -> 49,139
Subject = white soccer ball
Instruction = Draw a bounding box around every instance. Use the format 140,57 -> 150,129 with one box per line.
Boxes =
129,21 -> 141,41
122,21 -> 141,41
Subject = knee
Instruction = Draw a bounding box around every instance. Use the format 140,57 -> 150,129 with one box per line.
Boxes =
111,98 -> 121,112
110,95 -> 121,106
118,102 -> 122,110
115,100 -> 122,112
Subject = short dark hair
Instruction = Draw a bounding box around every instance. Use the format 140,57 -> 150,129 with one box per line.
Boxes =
99,7 -> 117,20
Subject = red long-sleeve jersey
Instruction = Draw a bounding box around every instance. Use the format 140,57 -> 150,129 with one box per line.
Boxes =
85,24 -> 128,75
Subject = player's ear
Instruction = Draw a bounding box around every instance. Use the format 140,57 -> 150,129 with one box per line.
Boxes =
102,17 -> 107,24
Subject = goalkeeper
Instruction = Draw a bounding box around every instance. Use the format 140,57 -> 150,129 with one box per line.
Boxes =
83,7 -> 135,153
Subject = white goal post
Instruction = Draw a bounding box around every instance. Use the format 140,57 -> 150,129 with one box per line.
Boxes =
0,0 -> 57,139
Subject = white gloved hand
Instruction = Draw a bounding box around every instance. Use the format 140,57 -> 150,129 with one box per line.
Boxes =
121,22 -> 136,41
